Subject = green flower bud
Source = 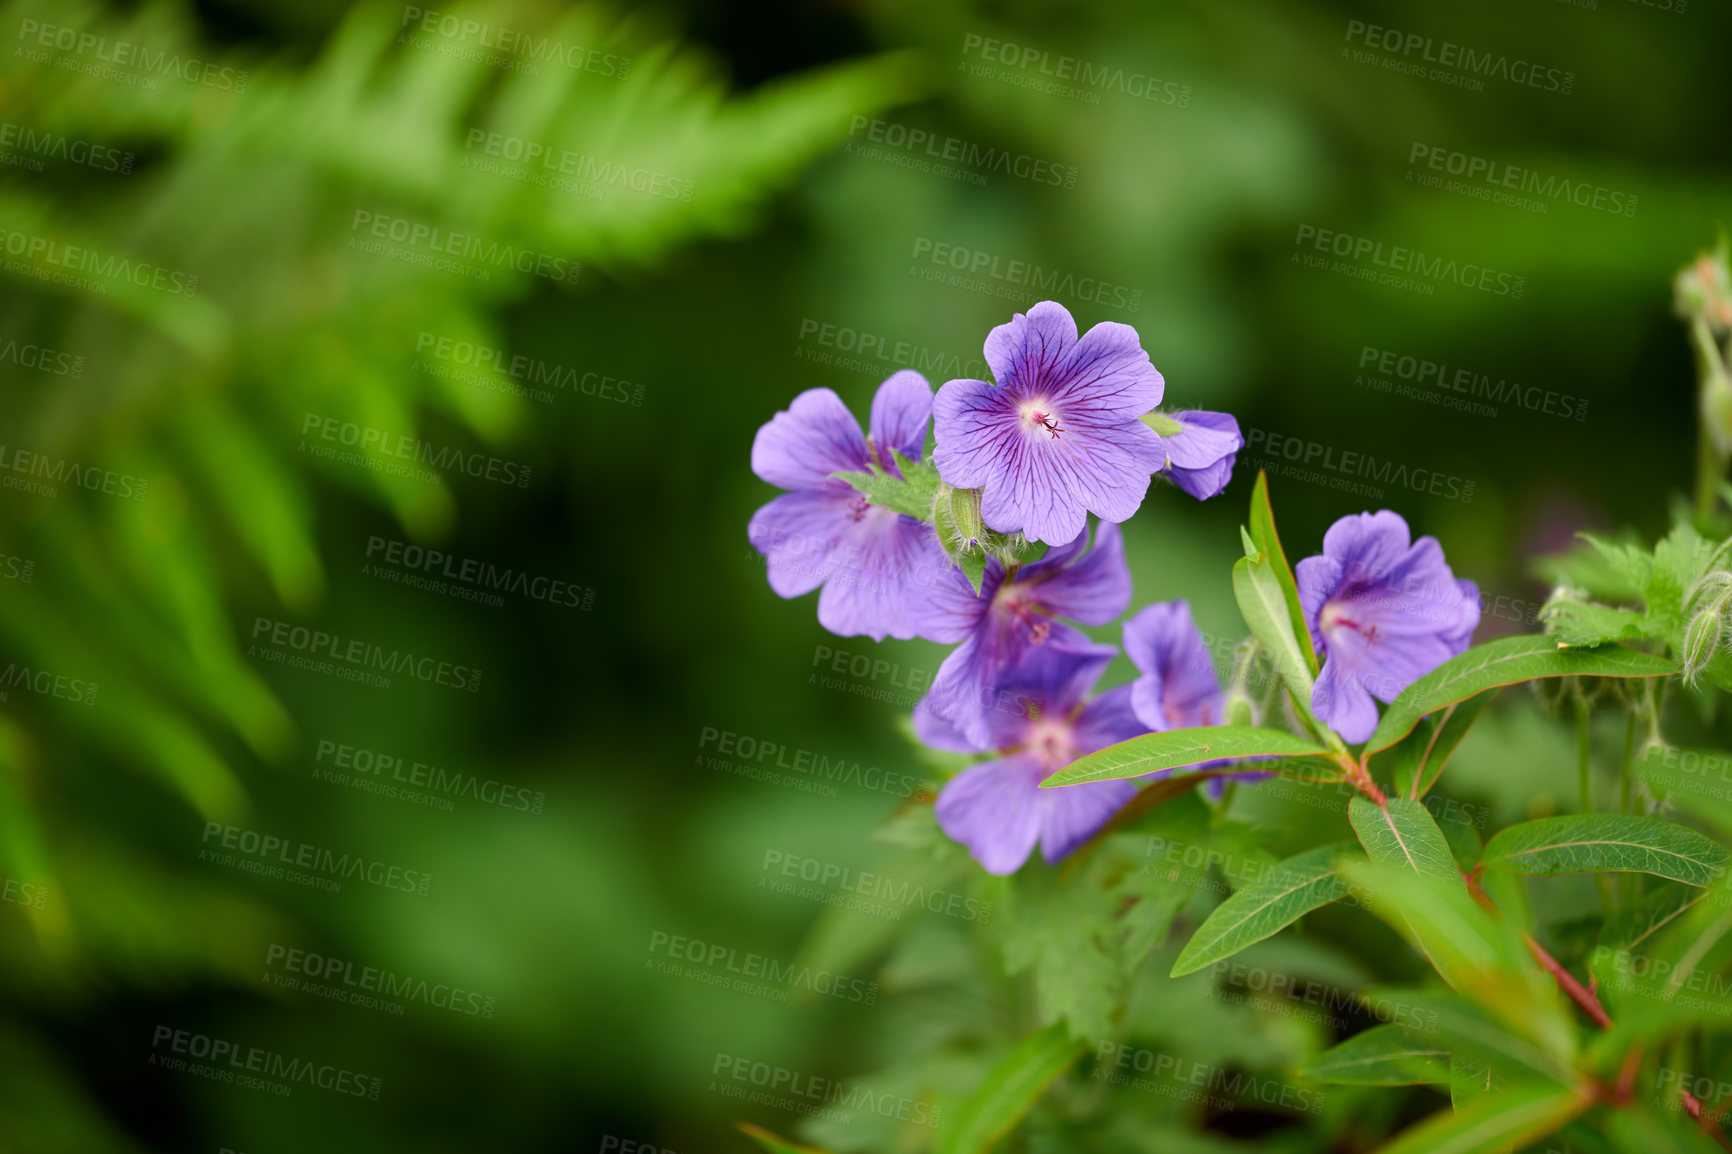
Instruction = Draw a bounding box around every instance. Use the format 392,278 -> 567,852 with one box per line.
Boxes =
1683,604 -> 1724,685
946,485 -> 987,553
1223,688 -> 1256,729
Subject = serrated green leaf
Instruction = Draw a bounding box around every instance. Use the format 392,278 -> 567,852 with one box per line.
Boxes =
1373,1084 -> 1591,1154
1297,1023 -> 1449,1085
1039,727 -> 1331,788
1365,636 -> 1677,755
832,451 -> 939,519
1171,843 -> 1358,975
1248,471 -> 1319,678
934,1025 -> 1084,1154
1539,595 -> 1656,647
1349,798 -> 1460,883
1481,815 -> 1727,886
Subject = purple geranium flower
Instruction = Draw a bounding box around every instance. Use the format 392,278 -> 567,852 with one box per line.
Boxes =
932,301 -> 1167,547
1122,600 -> 1224,732
1158,411 -> 1242,501
913,520 -> 1131,747
748,371 -> 950,641
926,642 -> 1147,874
1296,511 -> 1481,744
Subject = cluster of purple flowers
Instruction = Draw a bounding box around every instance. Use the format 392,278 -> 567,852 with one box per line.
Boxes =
748,302 -> 1478,874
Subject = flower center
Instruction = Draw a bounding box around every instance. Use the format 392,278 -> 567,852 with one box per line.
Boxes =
1321,600 -> 1379,645
1024,715 -> 1076,769
1018,400 -> 1065,440
993,582 -> 1052,644
846,494 -> 871,523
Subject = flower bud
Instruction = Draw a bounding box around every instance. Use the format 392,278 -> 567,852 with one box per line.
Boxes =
1223,687 -> 1256,729
1677,249 -> 1732,333
947,485 -> 987,553
1683,604 -> 1724,685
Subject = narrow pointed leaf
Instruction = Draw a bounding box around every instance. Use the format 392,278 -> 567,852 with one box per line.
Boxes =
1349,798 -> 1460,883
1482,815 -> 1727,886
1365,636 -> 1677,754
935,1024 -> 1083,1154
1171,843 -> 1359,975
1233,552 -> 1319,727
1039,727 -> 1330,788
1373,1084 -> 1590,1154
1248,471 -> 1319,677
1298,1024 -> 1449,1085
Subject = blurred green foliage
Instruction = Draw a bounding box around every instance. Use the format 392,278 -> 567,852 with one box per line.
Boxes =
1,0 -> 1731,1150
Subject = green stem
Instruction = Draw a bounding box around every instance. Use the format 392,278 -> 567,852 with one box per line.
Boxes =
1575,696 -> 1593,815
1691,315 -> 1728,522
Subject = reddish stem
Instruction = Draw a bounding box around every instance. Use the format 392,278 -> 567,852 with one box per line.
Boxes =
1523,933 -> 1612,1029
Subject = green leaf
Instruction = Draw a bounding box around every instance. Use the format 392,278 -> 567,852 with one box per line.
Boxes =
1448,1052 -> 1501,1108
1297,1024 -> 1449,1085
1365,636 -> 1677,754
1481,815 -> 1727,887
1170,843 -> 1359,976
934,1024 -> 1084,1154
1539,595 -> 1655,647
832,451 -> 939,520
1406,690 -> 1499,799
1247,471 -> 1320,678
1039,727 -> 1331,788
1376,1085 -> 1589,1154
1233,551 -> 1321,732
1349,798 -> 1460,883
736,1123 -> 835,1154
1604,1103 -> 1729,1154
